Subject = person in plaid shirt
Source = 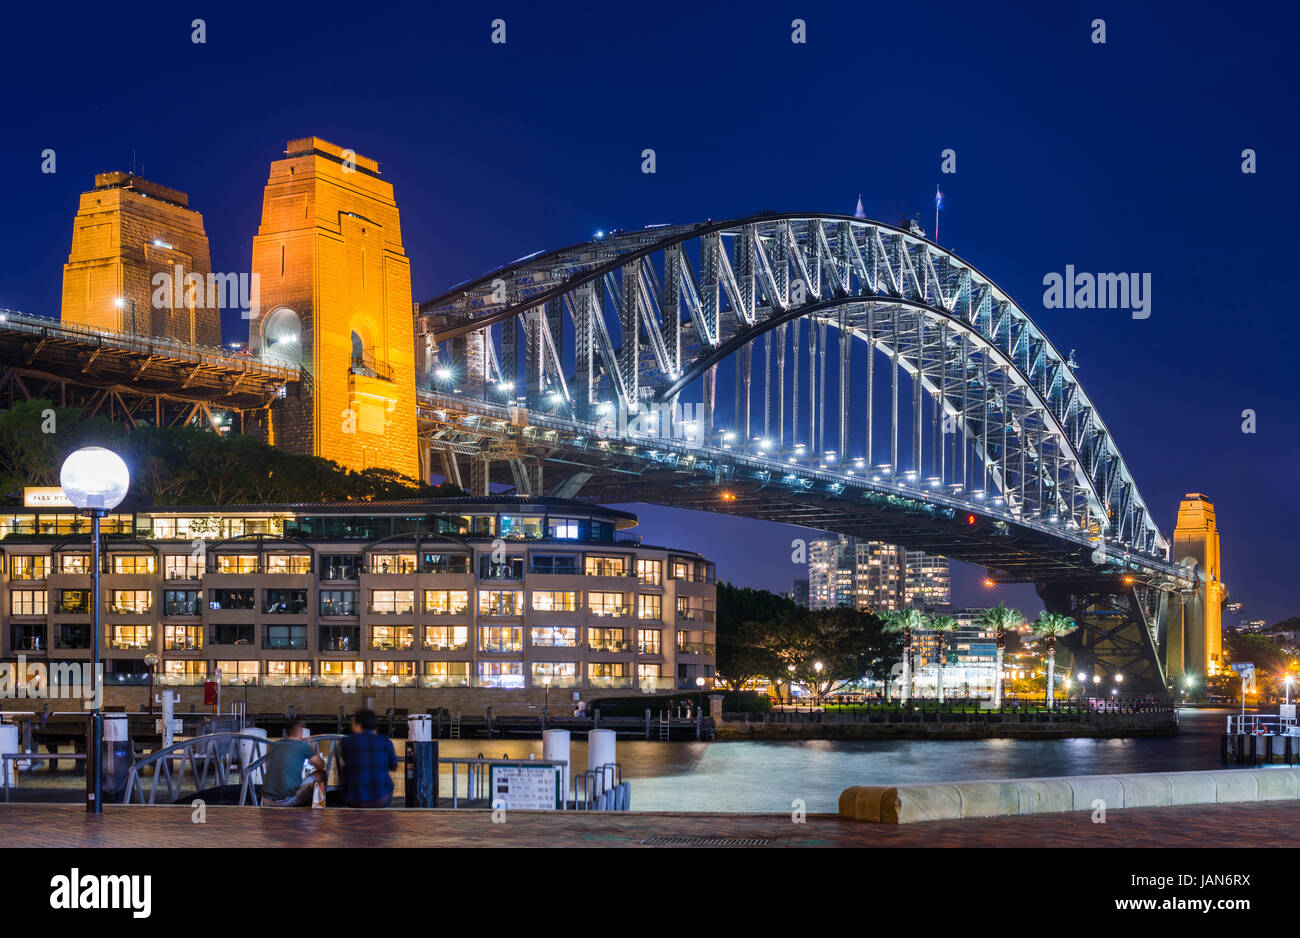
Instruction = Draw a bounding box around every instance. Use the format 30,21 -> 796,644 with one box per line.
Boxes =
339,708 -> 398,807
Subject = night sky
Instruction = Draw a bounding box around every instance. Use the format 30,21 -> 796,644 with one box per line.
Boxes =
1,2 -> 1296,621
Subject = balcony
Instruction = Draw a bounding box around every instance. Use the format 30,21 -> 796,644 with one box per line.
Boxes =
423,639 -> 470,652
587,675 -> 634,689
589,639 -> 630,653
419,674 -> 471,688
349,354 -> 394,382
533,674 -> 582,688
588,605 -> 631,618
676,642 -> 716,656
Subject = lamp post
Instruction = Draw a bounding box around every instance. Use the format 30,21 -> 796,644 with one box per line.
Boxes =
60,445 -> 130,815
695,675 -> 705,715
143,653 -> 159,717
813,661 -> 824,707
391,674 -> 399,713
543,675 -> 552,720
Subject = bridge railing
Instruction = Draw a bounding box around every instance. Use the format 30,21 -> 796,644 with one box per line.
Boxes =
0,309 -> 299,382
418,389 -> 1186,584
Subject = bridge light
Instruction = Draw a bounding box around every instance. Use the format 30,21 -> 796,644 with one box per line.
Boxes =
983,578 -> 995,588
1122,574 -> 1135,585
435,366 -> 453,382
113,297 -> 125,309
720,491 -> 736,502
967,514 -> 977,525
722,431 -> 735,441
1114,673 -> 1124,683
758,439 -> 772,451
595,230 -> 605,239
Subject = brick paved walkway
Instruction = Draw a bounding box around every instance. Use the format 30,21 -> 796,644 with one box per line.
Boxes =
3,801 -> 1300,847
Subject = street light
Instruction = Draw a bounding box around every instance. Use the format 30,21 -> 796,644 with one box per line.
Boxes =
695,675 -> 705,715
542,674 -> 552,719
814,661 -> 824,707
391,673 -> 400,713
143,653 -> 159,717
60,445 -> 130,815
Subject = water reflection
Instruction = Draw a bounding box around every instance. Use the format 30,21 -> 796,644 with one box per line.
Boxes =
432,708 -> 1229,813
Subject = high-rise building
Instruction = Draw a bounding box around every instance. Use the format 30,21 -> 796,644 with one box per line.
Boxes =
905,551 -> 951,608
249,137 -> 419,479
807,535 -> 949,612
788,579 -> 810,607
61,172 -> 220,345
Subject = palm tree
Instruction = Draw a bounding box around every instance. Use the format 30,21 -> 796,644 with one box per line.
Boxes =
1031,612 -> 1078,707
979,603 -> 1022,707
928,614 -> 959,702
881,608 -> 928,703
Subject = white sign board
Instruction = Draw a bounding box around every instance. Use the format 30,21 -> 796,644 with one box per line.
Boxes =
23,487 -> 73,508
489,763 -> 561,810
1280,704 -> 1296,720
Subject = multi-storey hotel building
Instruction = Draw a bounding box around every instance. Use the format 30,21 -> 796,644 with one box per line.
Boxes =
0,497 -> 716,712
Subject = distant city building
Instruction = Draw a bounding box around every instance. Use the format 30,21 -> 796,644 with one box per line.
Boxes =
1225,602 -> 1243,614
807,536 -> 949,612
1241,618 -> 1268,633
788,579 -> 809,608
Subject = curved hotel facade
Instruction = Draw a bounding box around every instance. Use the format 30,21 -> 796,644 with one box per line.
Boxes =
0,497 -> 716,712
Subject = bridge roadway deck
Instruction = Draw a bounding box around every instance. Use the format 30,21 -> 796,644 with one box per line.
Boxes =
0,801 -> 1291,847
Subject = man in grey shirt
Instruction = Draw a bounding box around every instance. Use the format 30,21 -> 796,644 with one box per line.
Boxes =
262,719 -> 326,806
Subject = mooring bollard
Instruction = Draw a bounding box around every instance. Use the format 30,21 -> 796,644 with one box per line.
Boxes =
543,729 -> 571,806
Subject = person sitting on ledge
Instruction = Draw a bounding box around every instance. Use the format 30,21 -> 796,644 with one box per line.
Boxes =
339,708 -> 398,808
262,719 -> 326,807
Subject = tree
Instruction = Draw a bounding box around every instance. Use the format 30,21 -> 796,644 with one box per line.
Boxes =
979,603 -> 1022,706
755,605 -> 891,703
715,582 -> 799,691
881,608 -> 928,702
1031,612 -> 1078,707
928,614 -> 958,702
0,398 -> 466,507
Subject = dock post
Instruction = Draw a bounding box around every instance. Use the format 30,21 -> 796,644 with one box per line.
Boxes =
1220,734 -> 1230,764
1265,735 -> 1274,764
1236,734 -> 1247,765
645,709 -> 650,740
1287,736 -> 1293,766
1248,733 -> 1258,765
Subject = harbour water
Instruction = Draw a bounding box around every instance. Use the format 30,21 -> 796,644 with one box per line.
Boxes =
439,707 -> 1231,813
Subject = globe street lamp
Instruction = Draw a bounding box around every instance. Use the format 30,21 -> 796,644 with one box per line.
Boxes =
542,674 -> 552,721
143,652 -> 159,718
695,675 -> 705,715
813,661 -> 824,707
60,445 -> 130,815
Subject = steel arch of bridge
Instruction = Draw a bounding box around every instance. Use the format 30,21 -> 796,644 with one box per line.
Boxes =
420,213 -> 1167,563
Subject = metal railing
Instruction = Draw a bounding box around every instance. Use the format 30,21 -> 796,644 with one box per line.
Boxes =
123,732 -> 346,806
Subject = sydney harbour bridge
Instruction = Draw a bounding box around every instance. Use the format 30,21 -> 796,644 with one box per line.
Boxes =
0,212 -> 1218,693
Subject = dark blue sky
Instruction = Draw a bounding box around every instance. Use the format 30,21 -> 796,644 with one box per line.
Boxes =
2,1 -> 1297,621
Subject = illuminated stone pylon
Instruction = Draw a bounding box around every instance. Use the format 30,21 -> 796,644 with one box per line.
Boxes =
61,173 -> 219,345
1166,493 -> 1225,688
249,137 -> 419,478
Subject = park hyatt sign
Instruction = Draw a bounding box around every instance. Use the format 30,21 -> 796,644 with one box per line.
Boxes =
23,486 -> 73,508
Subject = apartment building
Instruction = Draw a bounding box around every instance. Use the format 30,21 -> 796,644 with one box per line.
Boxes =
0,497 -> 716,710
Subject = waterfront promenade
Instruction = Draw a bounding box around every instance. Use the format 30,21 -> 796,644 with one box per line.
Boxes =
1,801 -> 1297,847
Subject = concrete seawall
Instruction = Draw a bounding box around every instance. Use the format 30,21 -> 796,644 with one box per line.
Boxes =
839,767 -> 1300,824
